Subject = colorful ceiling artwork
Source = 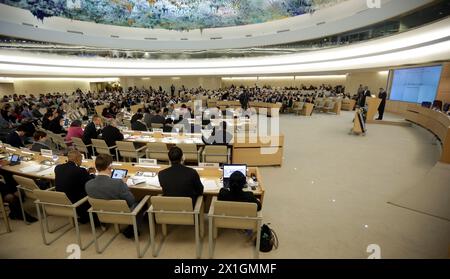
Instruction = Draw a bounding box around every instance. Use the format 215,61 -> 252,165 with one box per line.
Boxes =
0,0 -> 346,31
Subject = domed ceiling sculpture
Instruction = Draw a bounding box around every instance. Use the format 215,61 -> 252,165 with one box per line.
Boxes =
0,0 -> 346,31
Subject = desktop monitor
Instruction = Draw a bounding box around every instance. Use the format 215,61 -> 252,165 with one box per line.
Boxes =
222,164 -> 247,188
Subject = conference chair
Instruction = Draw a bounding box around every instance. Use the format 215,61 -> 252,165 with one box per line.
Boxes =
177,143 -> 202,164
71,137 -> 92,158
115,141 -> 147,162
0,193 -> 12,233
13,175 -> 54,224
148,196 -> 204,258
208,197 -> 262,259
322,101 -> 336,113
34,190 -> 93,250
146,142 -> 170,162
314,99 -> 326,111
432,100 -> 443,111
421,101 -> 432,108
123,119 -> 132,130
292,102 -> 304,115
87,196 -> 151,258
202,145 -> 230,164
91,139 -> 117,158
151,123 -> 164,130
443,103 -> 450,112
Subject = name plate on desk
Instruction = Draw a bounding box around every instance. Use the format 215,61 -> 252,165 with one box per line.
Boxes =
199,162 -> 219,168
138,158 -> 157,166
41,149 -> 53,156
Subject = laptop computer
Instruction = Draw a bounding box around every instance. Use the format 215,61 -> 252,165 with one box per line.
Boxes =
222,164 -> 247,188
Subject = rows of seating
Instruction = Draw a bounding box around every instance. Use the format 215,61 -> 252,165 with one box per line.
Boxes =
4,174 -> 262,258
34,126 -> 231,165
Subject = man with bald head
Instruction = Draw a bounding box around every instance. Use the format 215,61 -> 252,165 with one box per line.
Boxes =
54,150 -> 96,223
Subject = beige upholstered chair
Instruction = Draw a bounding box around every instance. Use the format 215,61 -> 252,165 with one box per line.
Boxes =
87,196 -> 151,258
146,142 -> 169,162
91,139 -> 116,158
202,145 -> 229,164
13,175 -> 54,224
115,141 -> 146,162
0,193 -> 12,233
208,197 -> 262,259
177,143 -> 202,164
148,196 -> 204,258
123,119 -> 132,129
292,102 -> 304,115
151,123 -> 164,129
71,137 -> 92,158
34,190 -> 93,250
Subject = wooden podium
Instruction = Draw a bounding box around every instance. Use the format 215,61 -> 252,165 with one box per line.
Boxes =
366,97 -> 382,123
350,109 -> 366,136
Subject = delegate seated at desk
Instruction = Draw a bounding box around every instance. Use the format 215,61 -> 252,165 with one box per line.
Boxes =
54,150 -> 95,223
85,154 -> 140,238
202,121 -> 233,145
218,171 -> 261,211
158,146 -> 204,207
30,131 -> 51,152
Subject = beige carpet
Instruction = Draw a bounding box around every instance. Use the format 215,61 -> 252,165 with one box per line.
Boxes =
0,111 -> 449,259
389,162 -> 450,221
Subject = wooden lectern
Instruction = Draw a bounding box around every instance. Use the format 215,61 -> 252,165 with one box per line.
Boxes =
366,97 -> 382,123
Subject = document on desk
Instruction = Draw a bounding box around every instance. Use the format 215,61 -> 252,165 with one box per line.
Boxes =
20,165 -> 44,173
36,166 -> 55,176
201,178 -> 219,191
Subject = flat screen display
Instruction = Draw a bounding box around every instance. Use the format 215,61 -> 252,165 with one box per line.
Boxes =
390,65 -> 442,103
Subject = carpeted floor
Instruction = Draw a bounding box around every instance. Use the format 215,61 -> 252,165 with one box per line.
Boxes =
0,111 -> 448,259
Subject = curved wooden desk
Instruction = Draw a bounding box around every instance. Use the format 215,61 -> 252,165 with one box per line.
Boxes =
404,104 -> 450,164
0,147 -> 265,204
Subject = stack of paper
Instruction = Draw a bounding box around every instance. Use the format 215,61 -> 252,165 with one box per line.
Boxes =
201,178 -> 219,190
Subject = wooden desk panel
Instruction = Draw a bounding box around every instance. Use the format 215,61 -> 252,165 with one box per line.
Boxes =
0,147 -> 265,202
405,105 -> 450,164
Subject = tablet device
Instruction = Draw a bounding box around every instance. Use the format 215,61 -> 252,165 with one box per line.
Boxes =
111,169 -> 128,180
9,154 -> 20,166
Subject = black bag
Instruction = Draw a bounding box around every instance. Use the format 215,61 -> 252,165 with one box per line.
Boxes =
259,223 -> 278,252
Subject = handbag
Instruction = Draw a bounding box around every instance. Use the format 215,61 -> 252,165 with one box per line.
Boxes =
259,223 -> 279,252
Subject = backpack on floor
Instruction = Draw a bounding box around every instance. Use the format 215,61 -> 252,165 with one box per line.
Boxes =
259,223 -> 279,252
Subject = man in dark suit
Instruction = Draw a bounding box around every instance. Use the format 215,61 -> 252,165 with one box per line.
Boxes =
82,115 -> 102,145
101,119 -> 124,148
6,125 -> 26,148
150,109 -> 165,125
359,86 -> 371,107
54,150 -> 95,223
158,147 -> 204,206
377,88 -> 387,120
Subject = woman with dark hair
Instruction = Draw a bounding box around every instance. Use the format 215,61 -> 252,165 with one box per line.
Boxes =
65,120 -> 84,144
218,171 -> 261,211
130,113 -> 147,131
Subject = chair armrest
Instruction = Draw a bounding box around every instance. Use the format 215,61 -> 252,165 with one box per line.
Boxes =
256,211 -> 263,219
72,196 -> 89,208
193,196 -> 203,214
136,146 -> 147,152
208,196 -> 217,216
46,187 -> 56,191
131,195 -> 150,215
108,145 -> 117,150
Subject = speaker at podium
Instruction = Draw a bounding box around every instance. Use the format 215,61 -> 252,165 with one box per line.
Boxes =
365,97 -> 382,123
